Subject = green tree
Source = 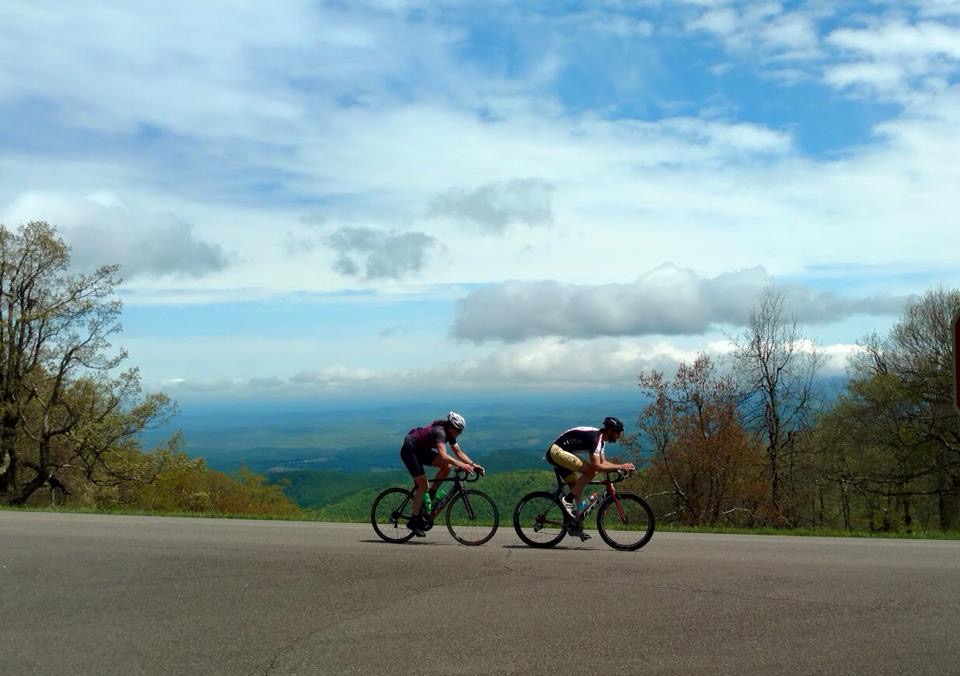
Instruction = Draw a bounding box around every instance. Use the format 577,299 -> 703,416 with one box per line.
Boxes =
821,288 -> 960,530
636,354 -> 767,526
730,286 -> 825,524
0,221 -> 177,505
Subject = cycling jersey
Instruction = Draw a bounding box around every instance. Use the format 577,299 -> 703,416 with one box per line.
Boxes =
551,427 -> 604,456
406,424 -> 448,451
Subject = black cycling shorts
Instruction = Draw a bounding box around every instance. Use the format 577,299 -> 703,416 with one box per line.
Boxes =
400,439 -> 439,478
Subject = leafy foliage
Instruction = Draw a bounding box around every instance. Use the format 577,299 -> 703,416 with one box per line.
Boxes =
634,354 -> 767,526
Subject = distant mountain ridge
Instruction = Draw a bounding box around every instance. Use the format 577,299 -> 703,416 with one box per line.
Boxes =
142,376 -> 850,474
142,390 -> 650,473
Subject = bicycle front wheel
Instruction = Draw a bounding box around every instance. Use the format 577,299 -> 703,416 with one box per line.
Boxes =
371,487 -> 416,544
513,491 -> 568,548
445,489 -> 499,546
596,493 -> 655,551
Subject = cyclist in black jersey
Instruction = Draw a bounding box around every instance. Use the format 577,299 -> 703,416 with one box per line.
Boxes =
400,411 -> 484,537
546,416 -> 634,532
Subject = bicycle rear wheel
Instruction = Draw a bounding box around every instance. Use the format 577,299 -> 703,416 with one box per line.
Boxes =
596,493 -> 655,551
513,491 -> 568,548
371,487 -> 416,544
445,489 -> 499,546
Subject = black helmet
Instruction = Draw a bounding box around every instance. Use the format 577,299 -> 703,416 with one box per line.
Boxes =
602,416 -> 624,433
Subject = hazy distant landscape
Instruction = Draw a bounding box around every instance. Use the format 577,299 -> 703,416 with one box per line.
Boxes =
144,390 -> 650,475
136,390 -> 651,510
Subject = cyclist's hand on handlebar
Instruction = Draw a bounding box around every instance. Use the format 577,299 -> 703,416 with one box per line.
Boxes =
619,463 -> 635,476
472,464 -> 485,476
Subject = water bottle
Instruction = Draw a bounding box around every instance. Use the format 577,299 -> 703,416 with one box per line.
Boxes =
435,488 -> 447,503
578,498 -> 588,513
422,492 -> 432,514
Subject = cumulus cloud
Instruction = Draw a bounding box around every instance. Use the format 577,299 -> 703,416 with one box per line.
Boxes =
428,178 -> 554,233
2,192 -> 229,278
328,226 -> 437,279
452,265 -> 907,342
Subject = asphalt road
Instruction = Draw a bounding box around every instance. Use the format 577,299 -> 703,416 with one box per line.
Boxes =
2,511 -> 958,675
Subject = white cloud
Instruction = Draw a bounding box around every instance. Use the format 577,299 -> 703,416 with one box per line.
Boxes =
823,18 -> 960,98
823,62 -> 905,90
685,3 -> 821,59
150,334 -> 865,397
687,7 -> 739,36
1,192 -> 228,278
918,0 -> 960,18
327,227 -> 438,279
428,178 -> 554,233
827,21 -> 960,59
451,265 -> 906,342
589,15 -> 655,37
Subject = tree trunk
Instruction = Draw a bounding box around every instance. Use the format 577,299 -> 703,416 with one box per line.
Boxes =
839,481 -> 851,531
8,471 -> 47,505
0,412 -> 18,495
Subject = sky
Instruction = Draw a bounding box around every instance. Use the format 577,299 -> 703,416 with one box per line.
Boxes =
1,0 -> 958,401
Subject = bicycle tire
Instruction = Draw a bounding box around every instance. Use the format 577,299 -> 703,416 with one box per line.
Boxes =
513,491 -> 568,548
445,489 -> 499,546
596,493 -> 655,551
370,487 -> 417,544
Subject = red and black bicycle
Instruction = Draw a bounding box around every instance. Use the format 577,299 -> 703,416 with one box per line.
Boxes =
513,469 -> 655,551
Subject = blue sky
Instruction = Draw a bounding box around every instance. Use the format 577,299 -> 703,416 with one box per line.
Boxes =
1,0 -> 959,399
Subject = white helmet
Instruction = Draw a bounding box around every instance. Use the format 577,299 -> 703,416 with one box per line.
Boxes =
447,411 -> 466,431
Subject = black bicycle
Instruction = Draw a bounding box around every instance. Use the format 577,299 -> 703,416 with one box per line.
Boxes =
370,468 -> 499,546
513,469 -> 655,551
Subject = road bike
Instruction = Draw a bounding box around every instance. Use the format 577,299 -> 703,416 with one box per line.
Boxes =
513,469 -> 655,551
370,468 -> 499,546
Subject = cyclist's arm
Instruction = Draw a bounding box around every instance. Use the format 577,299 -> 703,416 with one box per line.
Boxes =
451,442 -> 474,465
586,452 -> 634,473
437,443 -> 472,471
451,442 -> 483,474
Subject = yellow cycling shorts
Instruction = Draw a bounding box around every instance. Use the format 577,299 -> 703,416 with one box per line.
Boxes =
546,444 -> 583,485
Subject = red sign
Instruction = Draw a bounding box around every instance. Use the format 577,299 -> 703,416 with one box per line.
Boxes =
954,311 -> 960,413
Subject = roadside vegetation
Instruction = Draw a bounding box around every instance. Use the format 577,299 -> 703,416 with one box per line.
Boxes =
1,221 -> 958,537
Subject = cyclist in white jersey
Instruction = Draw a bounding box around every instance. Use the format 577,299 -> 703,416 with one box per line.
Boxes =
546,417 -> 634,529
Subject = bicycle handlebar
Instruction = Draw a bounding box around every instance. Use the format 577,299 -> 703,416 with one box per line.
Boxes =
454,467 -> 483,482
596,468 -> 633,484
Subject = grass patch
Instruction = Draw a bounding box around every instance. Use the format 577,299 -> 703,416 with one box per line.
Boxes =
655,523 -> 960,540
4,503 -> 960,539
0,503 -> 321,522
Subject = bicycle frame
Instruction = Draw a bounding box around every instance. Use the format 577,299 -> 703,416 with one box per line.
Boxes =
395,469 -> 480,523
513,467 -> 653,550
552,471 -> 629,526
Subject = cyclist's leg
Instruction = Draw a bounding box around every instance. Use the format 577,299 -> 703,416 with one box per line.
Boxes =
411,474 -> 428,514
428,453 -> 450,496
546,445 -> 582,516
569,458 -> 598,513
546,445 -> 582,486
400,443 -> 429,522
